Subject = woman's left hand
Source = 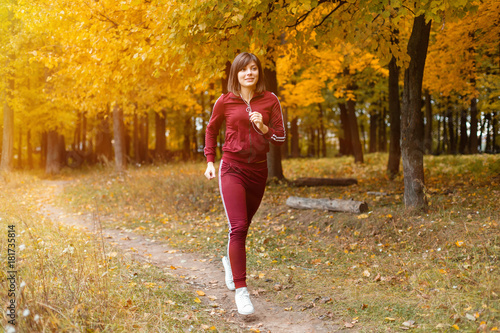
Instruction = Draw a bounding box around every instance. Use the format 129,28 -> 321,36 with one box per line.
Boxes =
249,112 -> 268,134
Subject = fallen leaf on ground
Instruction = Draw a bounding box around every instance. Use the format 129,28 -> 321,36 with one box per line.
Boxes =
465,313 -> 476,321
196,290 -> 205,296
402,320 -> 416,327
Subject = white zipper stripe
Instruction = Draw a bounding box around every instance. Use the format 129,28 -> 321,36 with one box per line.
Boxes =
271,92 -> 286,140
218,160 -> 232,261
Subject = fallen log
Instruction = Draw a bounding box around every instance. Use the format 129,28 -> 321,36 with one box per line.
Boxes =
290,177 -> 358,187
286,196 -> 369,214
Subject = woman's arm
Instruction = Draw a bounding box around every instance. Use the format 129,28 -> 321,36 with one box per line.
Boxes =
262,93 -> 286,146
204,95 -> 225,163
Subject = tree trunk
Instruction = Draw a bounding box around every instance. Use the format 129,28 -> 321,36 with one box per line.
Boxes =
133,112 -> 140,164
360,122 -> 366,153
17,126 -> 22,169
286,196 -> 368,214
183,114 -> 192,160
447,104 -> 456,154
369,111 -> 378,153
493,112 -> 498,153
459,108 -> 468,154
46,130 -> 62,175
82,112 -> 87,154
485,114 -> 492,153
401,14 -> 431,211
281,105 -> 289,159
125,125 -> 131,160
387,56 -> 401,178
59,134 -> 67,167
478,116 -> 487,153
138,113 -> 149,163
201,91 -> 207,148
144,113 -> 150,163
40,132 -> 47,169
95,113 -> 113,163
442,110 -> 448,153
290,116 -> 300,158
318,103 -> 327,157
347,97 -> 363,163
424,90 -> 433,154
27,129 -> 33,169
1,77 -> 14,172
222,61 -> 231,94
112,104 -> 126,172
469,97 -> 479,154
74,111 -> 81,151
192,116 -> 197,157
308,127 -> 316,157
264,58 -> 284,181
378,106 -> 387,152
338,103 -> 352,156
155,110 -> 167,161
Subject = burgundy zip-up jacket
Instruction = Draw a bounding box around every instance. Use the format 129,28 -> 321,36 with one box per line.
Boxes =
204,91 -> 286,164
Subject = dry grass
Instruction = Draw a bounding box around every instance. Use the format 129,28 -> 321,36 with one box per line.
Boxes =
0,173 -> 236,332
32,153 -> 500,331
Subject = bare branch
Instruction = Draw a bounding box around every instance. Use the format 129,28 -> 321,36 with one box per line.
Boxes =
313,1 -> 347,29
287,0 -> 346,29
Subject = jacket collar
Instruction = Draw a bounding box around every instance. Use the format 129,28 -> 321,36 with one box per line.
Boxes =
227,91 -> 265,101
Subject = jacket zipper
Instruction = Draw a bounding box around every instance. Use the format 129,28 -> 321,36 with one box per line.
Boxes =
240,95 -> 253,163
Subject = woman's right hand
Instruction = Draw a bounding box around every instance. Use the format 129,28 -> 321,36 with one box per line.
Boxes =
204,162 -> 216,180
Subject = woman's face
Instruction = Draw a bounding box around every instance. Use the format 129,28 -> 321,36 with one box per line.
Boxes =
237,61 -> 259,91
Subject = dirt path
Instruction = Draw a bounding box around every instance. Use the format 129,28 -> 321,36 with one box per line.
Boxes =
39,181 -> 346,333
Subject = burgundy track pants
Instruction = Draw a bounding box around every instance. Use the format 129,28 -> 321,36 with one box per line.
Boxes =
219,158 -> 268,289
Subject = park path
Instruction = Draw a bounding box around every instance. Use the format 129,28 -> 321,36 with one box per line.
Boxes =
38,180 -> 347,333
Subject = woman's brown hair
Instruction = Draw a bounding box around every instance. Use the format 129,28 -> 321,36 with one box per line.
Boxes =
227,52 -> 266,95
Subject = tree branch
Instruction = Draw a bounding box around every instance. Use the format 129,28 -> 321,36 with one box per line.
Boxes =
287,0 -> 346,29
313,1 -> 347,29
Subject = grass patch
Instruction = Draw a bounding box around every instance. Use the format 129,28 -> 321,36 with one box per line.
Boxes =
0,172 -> 237,332
40,154 -> 500,331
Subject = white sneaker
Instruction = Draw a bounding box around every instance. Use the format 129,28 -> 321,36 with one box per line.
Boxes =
222,256 -> 235,291
235,287 -> 254,315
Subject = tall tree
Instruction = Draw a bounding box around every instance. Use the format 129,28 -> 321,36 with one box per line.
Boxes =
401,14 -> 431,211
424,90 -> 433,154
0,0 -> 15,172
387,56 -> 401,178
112,104 -> 126,172
265,61 -> 285,181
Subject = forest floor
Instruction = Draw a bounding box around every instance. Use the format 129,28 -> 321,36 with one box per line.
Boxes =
1,153 -> 499,332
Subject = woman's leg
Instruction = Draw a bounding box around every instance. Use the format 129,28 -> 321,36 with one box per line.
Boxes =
219,162 -> 250,289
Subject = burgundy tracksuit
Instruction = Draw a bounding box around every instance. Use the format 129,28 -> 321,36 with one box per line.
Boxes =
204,91 -> 285,288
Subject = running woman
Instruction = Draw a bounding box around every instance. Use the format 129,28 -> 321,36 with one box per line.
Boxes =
204,52 -> 286,315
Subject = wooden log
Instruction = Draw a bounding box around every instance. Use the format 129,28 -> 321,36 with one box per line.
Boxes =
286,196 -> 369,214
291,177 -> 358,187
